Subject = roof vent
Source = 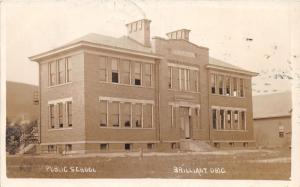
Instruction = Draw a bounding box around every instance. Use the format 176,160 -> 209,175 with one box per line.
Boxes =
126,19 -> 151,47
166,29 -> 190,41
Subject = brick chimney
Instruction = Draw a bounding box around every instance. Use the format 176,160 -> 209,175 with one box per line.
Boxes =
126,19 -> 151,47
166,29 -> 190,41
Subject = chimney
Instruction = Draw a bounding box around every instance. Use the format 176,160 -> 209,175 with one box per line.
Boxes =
166,29 -> 190,41
126,19 -> 151,47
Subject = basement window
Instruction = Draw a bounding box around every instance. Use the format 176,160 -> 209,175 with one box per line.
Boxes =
243,142 -> 248,147
48,145 -> 55,152
147,143 -> 154,150
100,144 -> 108,151
171,142 -> 179,150
125,143 -> 132,151
66,144 -> 72,152
214,143 -> 220,148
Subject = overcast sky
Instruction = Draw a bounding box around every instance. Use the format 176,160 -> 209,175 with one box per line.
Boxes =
3,0 -> 293,95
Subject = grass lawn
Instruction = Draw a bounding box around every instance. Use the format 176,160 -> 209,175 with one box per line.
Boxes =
6,148 -> 291,180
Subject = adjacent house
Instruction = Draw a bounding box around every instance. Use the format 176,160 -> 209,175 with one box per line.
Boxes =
29,19 -> 258,154
253,91 -> 292,148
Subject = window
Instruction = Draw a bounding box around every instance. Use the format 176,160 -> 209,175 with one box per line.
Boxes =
172,67 -> 179,90
99,56 -> 107,82
134,62 -> 142,85
110,102 -> 119,127
179,69 -> 185,90
122,59 -> 131,84
125,143 -> 132,151
233,78 -> 238,96
225,77 -> 231,96
220,109 -> 225,129
240,111 -> 246,130
122,102 -> 131,128
171,142 -> 179,149
227,110 -> 232,129
147,143 -> 154,150
129,23 -> 132,33
66,57 -> 72,82
48,145 -> 56,152
190,70 -> 198,92
168,66 -> 172,89
133,103 -> 142,128
144,63 -> 152,87
49,61 -> 56,86
240,78 -> 244,97
169,105 -> 174,127
243,142 -> 248,147
49,104 -> 55,128
212,109 -> 217,129
65,144 -> 72,152
111,58 -> 119,83
185,69 -> 190,91
143,104 -> 152,128
100,100 -> 107,127
214,143 -> 220,148
279,132 -> 284,137
211,74 -> 216,94
58,103 -> 63,128
100,144 -> 108,151
279,126 -> 284,137
218,75 -> 224,95
133,22 -> 137,31
67,101 -> 72,127
138,20 -> 143,30
234,111 -> 239,129
58,59 -> 66,84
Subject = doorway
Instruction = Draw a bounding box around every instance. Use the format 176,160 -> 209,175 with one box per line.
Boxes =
179,107 -> 191,139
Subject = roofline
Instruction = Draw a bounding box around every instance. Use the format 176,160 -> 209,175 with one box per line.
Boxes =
29,41 -> 163,62
206,64 -> 259,76
253,114 -> 291,120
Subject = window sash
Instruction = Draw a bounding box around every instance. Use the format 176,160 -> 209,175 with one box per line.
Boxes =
66,58 -> 72,82
49,105 -> 55,128
67,102 -> 72,126
211,74 -> 216,94
58,59 -> 66,84
212,109 -> 217,129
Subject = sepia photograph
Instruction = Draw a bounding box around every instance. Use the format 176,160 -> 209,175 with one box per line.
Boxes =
1,0 -> 300,186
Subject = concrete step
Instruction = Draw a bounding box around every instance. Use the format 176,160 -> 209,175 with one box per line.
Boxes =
180,140 -> 214,152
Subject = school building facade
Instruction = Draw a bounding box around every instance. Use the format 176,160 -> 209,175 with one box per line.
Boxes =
29,19 -> 258,154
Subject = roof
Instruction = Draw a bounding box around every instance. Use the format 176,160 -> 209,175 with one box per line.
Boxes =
253,91 -> 292,119
66,33 -> 153,53
29,33 -> 157,62
207,57 -> 258,76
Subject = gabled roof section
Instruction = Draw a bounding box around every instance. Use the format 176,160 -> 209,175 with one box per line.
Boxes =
253,91 -> 292,119
207,57 -> 258,76
29,33 -> 158,62
66,33 -> 153,53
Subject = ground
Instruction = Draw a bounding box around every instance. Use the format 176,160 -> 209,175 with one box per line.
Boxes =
6,148 -> 291,180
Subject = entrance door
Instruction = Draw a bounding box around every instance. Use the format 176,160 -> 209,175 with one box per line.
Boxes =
179,107 -> 190,139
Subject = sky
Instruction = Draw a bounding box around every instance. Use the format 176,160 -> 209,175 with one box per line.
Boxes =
3,0 -> 294,95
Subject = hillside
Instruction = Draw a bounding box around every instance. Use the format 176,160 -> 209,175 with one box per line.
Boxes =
6,81 -> 39,123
